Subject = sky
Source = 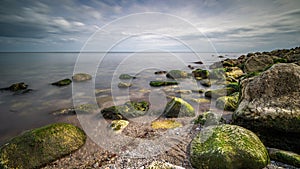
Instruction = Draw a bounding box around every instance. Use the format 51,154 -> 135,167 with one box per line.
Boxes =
0,0 -> 299,52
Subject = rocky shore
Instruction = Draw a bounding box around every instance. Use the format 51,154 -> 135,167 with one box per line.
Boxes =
1,47 -> 300,169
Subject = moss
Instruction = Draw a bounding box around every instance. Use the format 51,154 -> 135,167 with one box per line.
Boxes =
216,92 -> 239,111
151,120 -> 182,129
149,81 -> 179,87
163,97 -> 195,118
119,74 -> 136,79
273,58 -> 288,64
225,83 -> 240,92
190,124 -> 270,169
192,69 -> 210,79
51,78 -> 72,87
0,123 -> 86,169
166,70 -> 188,79
268,148 -> 300,167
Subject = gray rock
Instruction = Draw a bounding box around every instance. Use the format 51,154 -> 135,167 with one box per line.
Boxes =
72,73 -> 92,82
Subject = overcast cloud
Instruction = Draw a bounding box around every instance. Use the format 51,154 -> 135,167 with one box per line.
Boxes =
0,0 -> 299,52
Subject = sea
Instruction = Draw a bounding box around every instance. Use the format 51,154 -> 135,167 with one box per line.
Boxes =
0,52 -> 242,145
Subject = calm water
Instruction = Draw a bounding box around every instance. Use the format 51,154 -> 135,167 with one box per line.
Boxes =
0,52 -> 241,145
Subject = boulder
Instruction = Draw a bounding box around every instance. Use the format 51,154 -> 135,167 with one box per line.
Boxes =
151,120 -> 182,129
233,63 -> 300,153
166,70 -> 188,79
149,81 -> 178,87
243,54 -> 274,73
0,123 -> 86,169
162,97 -> 195,118
51,78 -> 72,86
118,82 -> 132,88
189,124 -> 269,169
268,148 -> 300,168
1,82 -> 28,92
192,69 -> 209,80
216,92 -> 239,111
72,73 -> 92,82
225,67 -> 244,79
119,74 -> 136,79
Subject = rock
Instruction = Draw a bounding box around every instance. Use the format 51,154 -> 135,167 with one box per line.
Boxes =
191,98 -> 210,104
192,61 -> 203,64
51,78 -> 72,86
52,108 -> 76,116
118,82 -> 132,88
191,89 -> 205,93
100,101 -> 149,120
188,65 -> 195,69
151,120 -> 182,129
119,74 -> 136,79
1,82 -> 28,92
109,120 -> 129,133
268,148 -> 300,168
222,58 -> 239,67
174,90 -> 192,94
146,161 -> 184,169
192,69 -> 209,80
72,73 -> 92,82
194,111 -> 224,126
233,63 -> 300,153
149,81 -> 178,87
216,92 -> 239,111
209,68 -> 226,80
166,70 -> 188,79
225,67 -> 244,79
243,54 -> 274,73
189,124 -> 270,169
199,79 -> 211,87
0,123 -> 86,169
204,87 -> 236,99
154,70 -> 167,75
162,97 -> 195,118
283,47 -> 300,62
218,55 -> 224,58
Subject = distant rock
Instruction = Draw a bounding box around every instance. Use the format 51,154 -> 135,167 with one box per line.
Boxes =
233,63 -> 300,153
189,124 -> 270,169
118,82 -> 132,88
0,82 -> 28,92
154,70 -> 167,75
72,73 -> 92,82
192,69 -> 210,80
149,81 -> 179,87
51,78 -> 72,86
192,61 -> 203,64
0,123 -> 86,169
119,74 -> 136,79
166,70 -> 188,79
162,97 -> 195,118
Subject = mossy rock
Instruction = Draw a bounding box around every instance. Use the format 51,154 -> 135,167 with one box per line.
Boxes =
51,78 -> 72,86
204,87 -> 236,99
209,68 -> 226,80
194,111 -> 225,126
72,73 -> 92,82
151,120 -> 182,129
163,97 -> 195,118
199,79 -> 211,87
1,82 -> 28,92
166,70 -> 188,79
268,148 -> 300,167
109,120 -> 129,133
189,124 -> 270,169
100,101 -> 149,120
192,69 -> 210,79
118,82 -> 132,88
149,81 -> 179,87
0,123 -> 86,169
225,82 -> 240,92
119,74 -> 136,79
216,92 -> 239,111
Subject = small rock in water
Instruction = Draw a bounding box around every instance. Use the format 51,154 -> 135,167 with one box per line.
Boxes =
51,78 -> 72,86
72,73 -> 92,82
0,82 -> 28,92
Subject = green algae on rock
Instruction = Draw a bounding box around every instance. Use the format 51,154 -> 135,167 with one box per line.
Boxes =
109,120 -> 129,133
72,73 -> 92,82
0,82 -> 28,92
0,123 -> 86,169
163,97 -> 195,118
192,69 -> 210,80
194,111 -> 224,126
118,82 -> 132,88
268,148 -> 300,168
151,120 -> 182,129
166,70 -> 188,79
189,124 -> 270,169
216,92 -> 239,111
51,78 -> 72,86
149,81 -> 179,87
204,87 -> 236,99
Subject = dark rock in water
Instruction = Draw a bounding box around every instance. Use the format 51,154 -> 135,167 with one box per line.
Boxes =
233,63 -> 300,153
268,148 -> 300,168
189,124 -> 270,169
192,69 -> 210,80
1,82 -> 28,92
188,65 -> 195,69
119,74 -> 136,79
72,73 -> 92,82
118,82 -> 132,88
162,97 -> 195,118
51,78 -> 72,86
204,87 -> 236,99
0,123 -> 86,169
218,55 -> 224,58
154,70 -> 167,75
192,61 -> 203,64
166,70 -> 188,79
100,101 -> 149,120
149,81 -> 178,87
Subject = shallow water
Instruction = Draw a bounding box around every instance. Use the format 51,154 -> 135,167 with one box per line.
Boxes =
0,52 -> 240,145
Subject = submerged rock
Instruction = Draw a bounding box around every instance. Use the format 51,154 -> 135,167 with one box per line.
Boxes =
192,69 -> 209,80
119,74 -> 136,79
149,81 -> 178,87
162,97 -> 195,118
51,78 -> 72,86
0,82 -> 28,92
268,148 -> 300,168
189,124 -> 270,169
0,123 -> 86,169
166,70 -> 188,79
72,73 -> 92,82
233,63 -> 300,153
151,120 -> 182,129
